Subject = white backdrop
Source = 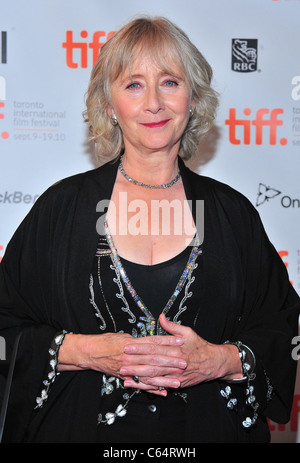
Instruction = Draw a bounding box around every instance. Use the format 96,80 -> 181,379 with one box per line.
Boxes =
0,0 -> 299,443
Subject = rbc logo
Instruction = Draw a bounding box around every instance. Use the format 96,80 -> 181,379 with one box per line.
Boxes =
225,108 -> 287,145
1,31 -> 7,64
232,39 -> 258,73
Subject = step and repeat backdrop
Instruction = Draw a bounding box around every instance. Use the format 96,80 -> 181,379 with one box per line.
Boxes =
1,0 -> 299,443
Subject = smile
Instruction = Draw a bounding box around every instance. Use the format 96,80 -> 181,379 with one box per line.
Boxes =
140,119 -> 171,128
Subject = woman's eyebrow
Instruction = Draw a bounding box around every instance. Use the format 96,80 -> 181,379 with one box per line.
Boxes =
120,70 -> 184,83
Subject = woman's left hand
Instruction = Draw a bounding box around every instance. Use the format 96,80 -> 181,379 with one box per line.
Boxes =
121,313 -> 243,392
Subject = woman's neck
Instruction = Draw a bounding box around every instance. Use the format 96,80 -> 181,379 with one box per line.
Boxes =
120,149 -> 180,186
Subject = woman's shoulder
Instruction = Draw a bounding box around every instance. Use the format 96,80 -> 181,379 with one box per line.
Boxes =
186,165 -> 256,214
186,169 -> 269,251
48,161 -> 112,189
38,160 -> 117,202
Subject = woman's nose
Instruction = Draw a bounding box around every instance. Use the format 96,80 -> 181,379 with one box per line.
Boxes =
144,86 -> 164,114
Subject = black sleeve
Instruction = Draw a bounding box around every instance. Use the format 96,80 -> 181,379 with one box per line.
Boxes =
225,203 -> 300,426
0,190 -> 69,441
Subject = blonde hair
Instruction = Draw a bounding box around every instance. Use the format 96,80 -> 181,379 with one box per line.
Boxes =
84,16 -> 219,161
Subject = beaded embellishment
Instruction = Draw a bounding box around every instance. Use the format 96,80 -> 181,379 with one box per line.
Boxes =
220,341 -> 259,428
35,330 -> 68,409
104,220 -> 202,336
95,221 -> 202,426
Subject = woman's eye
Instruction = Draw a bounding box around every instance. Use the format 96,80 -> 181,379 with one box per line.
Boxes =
164,80 -> 178,87
127,82 -> 140,89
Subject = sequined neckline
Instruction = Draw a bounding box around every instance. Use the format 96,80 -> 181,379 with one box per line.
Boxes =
104,220 -> 202,335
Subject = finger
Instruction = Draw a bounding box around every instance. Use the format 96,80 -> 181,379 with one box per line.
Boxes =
123,376 -> 180,391
141,376 -> 181,389
123,343 -> 184,360
125,334 -> 183,348
158,313 -> 189,337
149,389 -> 168,396
122,375 -> 166,392
124,381 -> 168,397
120,364 -> 184,379
121,354 -> 187,375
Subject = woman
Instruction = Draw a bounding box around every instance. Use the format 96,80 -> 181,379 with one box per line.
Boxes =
0,16 -> 299,443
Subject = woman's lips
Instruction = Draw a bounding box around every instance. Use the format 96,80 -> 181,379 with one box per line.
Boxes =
140,119 -> 171,128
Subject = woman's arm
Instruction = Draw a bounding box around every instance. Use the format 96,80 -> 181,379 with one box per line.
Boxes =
58,332 -> 133,373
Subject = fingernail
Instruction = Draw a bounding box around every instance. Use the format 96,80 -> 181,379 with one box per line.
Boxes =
179,361 -> 187,368
172,380 -> 181,388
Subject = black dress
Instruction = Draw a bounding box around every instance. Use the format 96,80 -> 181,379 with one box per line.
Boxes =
92,224 -> 201,443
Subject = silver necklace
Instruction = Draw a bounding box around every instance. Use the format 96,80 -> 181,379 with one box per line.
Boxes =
118,155 -> 181,189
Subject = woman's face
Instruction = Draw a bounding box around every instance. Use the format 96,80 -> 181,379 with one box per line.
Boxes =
107,54 -> 194,157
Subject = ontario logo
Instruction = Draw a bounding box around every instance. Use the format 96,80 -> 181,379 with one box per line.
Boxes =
256,183 -> 300,208
232,39 -> 258,73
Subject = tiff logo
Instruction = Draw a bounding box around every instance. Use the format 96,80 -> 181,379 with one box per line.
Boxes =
225,108 -> 287,145
62,30 -> 115,68
1,32 -> 7,64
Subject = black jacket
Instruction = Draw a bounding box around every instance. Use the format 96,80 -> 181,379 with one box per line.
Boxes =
0,157 -> 299,442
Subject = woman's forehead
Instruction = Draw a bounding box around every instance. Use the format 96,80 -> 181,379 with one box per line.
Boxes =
114,51 -> 185,82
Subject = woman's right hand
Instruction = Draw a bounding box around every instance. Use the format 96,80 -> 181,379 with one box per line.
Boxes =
58,332 -> 186,392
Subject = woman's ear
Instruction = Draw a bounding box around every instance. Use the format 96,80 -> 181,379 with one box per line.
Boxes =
106,105 -> 113,118
107,106 -> 118,126
191,95 -> 197,111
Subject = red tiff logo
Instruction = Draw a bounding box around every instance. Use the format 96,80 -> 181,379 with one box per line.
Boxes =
225,108 -> 288,145
62,30 -> 115,68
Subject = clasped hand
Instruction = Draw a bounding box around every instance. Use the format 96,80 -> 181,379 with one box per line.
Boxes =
59,313 -> 242,393
118,313 -> 237,396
